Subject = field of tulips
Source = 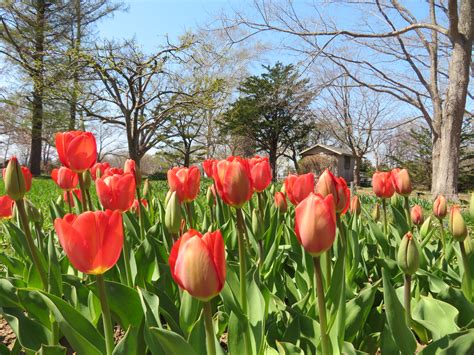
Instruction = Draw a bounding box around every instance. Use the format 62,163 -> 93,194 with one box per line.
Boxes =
0,130 -> 473,354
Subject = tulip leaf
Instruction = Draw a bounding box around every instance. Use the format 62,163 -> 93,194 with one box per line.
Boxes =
437,287 -> 474,328
148,327 -> 197,355
248,275 -> 266,353
412,296 -> 459,340
419,329 -> 474,355
382,267 -> 417,355
187,312 -> 207,355
367,220 -> 389,256
179,291 -> 202,337
38,345 -> 67,355
17,288 -> 51,327
228,311 -> 251,355
1,307 -> 52,351
344,284 -> 377,342
101,280 -> 143,328
37,291 -> 105,355
0,279 -> 20,308
276,341 -> 304,354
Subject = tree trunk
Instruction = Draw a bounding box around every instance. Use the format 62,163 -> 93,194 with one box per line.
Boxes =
354,155 -> 362,186
431,4 -> 472,199
29,0 -> 46,176
269,149 -> 277,181
69,0 -> 82,130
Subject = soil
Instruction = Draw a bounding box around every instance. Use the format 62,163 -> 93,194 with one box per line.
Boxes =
0,316 -> 16,350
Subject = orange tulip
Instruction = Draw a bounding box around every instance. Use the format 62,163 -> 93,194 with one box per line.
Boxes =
372,171 -> 395,198
274,191 -> 288,214
51,167 -> 78,191
284,173 -> 314,206
295,193 -> 336,256
0,195 -> 14,218
96,173 -> 136,212
411,205 -> 424,226
212,157 -> 253,208
63,189 -> 82,207
433,195 -> 447,219
90,162 -> 110,180
55,131 -> 97,173
167,166 -> 201,203
202,159 -> 218,178
248,156 -> 272,192
449,205 -> 468,242
54,210 -> 123,274
169,229 -> 226,301
350,195 -> 361,215
316,169 -> 350,214
391,168 -> 412,196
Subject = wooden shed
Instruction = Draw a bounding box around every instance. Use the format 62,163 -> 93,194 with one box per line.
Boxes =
299,144 -> 355,182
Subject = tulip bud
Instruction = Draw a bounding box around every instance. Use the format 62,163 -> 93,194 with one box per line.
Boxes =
433,195 -> 447,219
164,189 -> 172,207
206,186 -> 215,208
397,232 -> 419,275
449,206 -> 468,242
469,193 -> 474,218
372,203 -> 380,221
274,192 -> 288,214
25,199 -> 42,224
165,192 -> 182,235
390,193 -> 402,208
3,157 -> 26,201
410,205 -> 424,226
143,179 -> 150,198
419,216 -> 432,240
83,170 -> 92,190
350,195 -> 361,216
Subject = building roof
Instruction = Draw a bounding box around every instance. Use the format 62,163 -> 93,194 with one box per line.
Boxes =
300,143 -> 353,157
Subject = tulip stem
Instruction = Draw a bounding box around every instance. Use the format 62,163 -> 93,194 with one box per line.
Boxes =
96,274 -> 114,355
404,196 -> 412,230
438,218 -> 447,258
86,189 -> 93,211
77,173 -> 89,212
136,188 -> 145,240
66,191 -> 72,214
382,198 -> 388,237
404,274 -> 412,326
459,241 -> 472,301
313,256 -> 330,355
336,215 -> 346,350
203,301 -> 217,355
185,202 -> 194,229
16,199 -> 48,290
236,208 -> 252,355
122,221 -> 133,287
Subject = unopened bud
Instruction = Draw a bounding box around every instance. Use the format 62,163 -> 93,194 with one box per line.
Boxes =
433,195 -> 447,219
372,203 -> 380,222
3,157 -> 26,201
449,206 -> 468,242
410,205 -> 424,226
274,192 -> 287,214
390,193 -> 402,208
419,216 -> 432,240
165,191 -> 182,235
397,232 -> 419,275
164,189 -> 172,207
206,186 -> 215,208
143,179 -> 150,198
350,195 -> 361,216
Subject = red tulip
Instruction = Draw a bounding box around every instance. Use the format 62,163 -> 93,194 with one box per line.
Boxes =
63,189 -> 82,207
274,192 -> 288,213
167,166 -> 201,203
124,159 -> 141,185
248,156 -> 272,192
90,162 -> 110,180
212,157 -> 253,208
202,159 -> 218,178
103,167 -> 124,177
295,193 -> 336,256
131,198 -> 148,214
54,210 -> 123,274
284,173 -> 314,206
350,195 -> 361,215
433,195 -> 447,219
316,169 -> 350,214
51,167 -> 78,191
96,173 -> 136,212
0,195 -> 14,218
372,171 -> 395,198
411,205 -> 424,226
2,158 -> 32,201
55,131 -> 97,173
391,168 -> 412,196
169,229 -> 226,301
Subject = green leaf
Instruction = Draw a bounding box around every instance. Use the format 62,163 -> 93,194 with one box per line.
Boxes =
38,345 -> 67,355
148,327 -> 197,355
382,267 -> 416,355
179,291 -> 202,336
419,329 -> 474,355
412,296 -> 459,340
344,284 -> 377,342
248,275 -> 266,354
187,312 -> 207,355
99,281 -> 143,328
276,341 -> 304,354
1,307 -> 52,351
37,291 -> 105,355
437,287 -> 474,328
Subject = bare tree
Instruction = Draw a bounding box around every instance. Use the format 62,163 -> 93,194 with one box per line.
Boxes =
81,39 -> 199,167
221,0 -> 473,198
